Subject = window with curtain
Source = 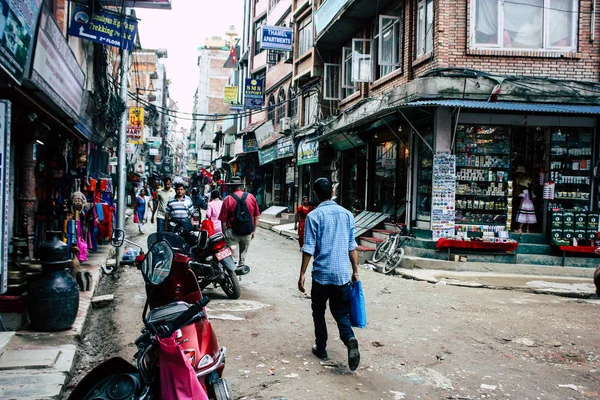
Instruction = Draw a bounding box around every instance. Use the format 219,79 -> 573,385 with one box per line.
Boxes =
341,47 -> 358,98
298,18 -> 313,56
255,18 -> 266,55
416,0 -> 433,57
302,92 -> 317,126
276,88 -> 286,122
374,10 -> 403,79
288,87 -> 298,120
267,95 -> 276,121
472,0 -> 577,50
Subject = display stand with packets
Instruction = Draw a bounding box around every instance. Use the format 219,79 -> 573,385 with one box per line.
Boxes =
550,211 -> 599,244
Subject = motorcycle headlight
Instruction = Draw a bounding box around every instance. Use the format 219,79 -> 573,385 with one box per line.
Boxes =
197,354 -> 214,368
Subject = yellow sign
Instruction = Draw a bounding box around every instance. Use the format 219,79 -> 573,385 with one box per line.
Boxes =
127,107 -> 144,144
223,85 -> 239,105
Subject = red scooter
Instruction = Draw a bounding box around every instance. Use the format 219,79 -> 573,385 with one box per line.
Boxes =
68,229 -> 230,400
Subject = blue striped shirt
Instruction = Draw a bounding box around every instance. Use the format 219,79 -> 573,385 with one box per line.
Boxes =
166,195 -> 194,220
301,200 -> 358,285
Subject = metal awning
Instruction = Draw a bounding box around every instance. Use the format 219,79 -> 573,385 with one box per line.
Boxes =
403,100 -> 600,114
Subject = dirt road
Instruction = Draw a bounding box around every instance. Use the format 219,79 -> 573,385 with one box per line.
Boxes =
68,222 -> 600,400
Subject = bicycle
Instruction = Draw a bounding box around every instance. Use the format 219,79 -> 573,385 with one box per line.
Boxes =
371,232 -> 414,274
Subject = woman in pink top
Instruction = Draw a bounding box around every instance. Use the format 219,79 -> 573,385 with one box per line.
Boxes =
206,190 -> 224,233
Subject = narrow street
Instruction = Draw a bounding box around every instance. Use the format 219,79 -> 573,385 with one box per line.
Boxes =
71,221 -> 600,400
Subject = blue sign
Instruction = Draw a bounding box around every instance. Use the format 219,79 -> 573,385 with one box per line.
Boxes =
260,25 -> 293,52
244,78 -> 264,109
68,5 -> 138,50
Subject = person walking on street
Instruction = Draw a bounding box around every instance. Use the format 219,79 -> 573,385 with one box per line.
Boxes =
206,190 -> 224,234
298,177 -> 360,371
135,188 -> 151,234
151,177 -> 175,233
165,182 -> 194,232
294,195 -> 314,249
218,177 -> 260,266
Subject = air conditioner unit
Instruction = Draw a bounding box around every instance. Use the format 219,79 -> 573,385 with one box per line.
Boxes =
280,117 -> 291,133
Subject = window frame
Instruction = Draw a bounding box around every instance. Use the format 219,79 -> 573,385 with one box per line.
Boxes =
351,39 -> 375,83
302,92 -> 317,127
341,47 -> 359,98
276,88 -> 287,122
323,63 -> 342,100
297,18 -> 314,57
470,0 -> 579,51
255,17 -> 266,55
267,94 -> 276,122
378,14 -> 403,67
416,0 -> 433,57
288,87 -> 298,120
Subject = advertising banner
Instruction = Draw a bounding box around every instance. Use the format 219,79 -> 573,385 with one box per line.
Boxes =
30,4 -> 85,120
127,107 -> 144,144
255,120 -> 282,149
68,4 -> 138,50
0,101 -> 10,294
0,0 -> 42,84
297,137 -> 318,166
244,78 -> 263,109
275,136 -> 293,159
223,85 -> 238,105
258,146 -> 276,166
260,25 -> 293,52
431,153 -> 456,240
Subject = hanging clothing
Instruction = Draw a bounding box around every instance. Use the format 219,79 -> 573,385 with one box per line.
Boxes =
516,189 -> 537,224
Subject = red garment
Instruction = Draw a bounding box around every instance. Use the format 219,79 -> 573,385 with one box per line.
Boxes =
296,205 -> 314,248
201,219 -> 215,237
98,204 -> 114,239
218,190 -> 260,229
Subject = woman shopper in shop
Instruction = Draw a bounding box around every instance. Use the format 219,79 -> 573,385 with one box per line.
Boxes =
135,188 -> 151,234
294,196 -> 314,249
206,190 -> 224,234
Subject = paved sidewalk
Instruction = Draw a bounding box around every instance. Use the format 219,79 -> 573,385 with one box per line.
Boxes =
0,243 -> 113,400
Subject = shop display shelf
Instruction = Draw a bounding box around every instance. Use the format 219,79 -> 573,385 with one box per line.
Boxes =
456,194 -> 506,198
553,197 -> 590,201
455,165 -> 510,169
456,179 -> 507,183
455,222 -> 507,226
454,152 -> 509,156
456,209 -> 506,213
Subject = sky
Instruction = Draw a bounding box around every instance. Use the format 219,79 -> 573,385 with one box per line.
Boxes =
135,0 -> 244,129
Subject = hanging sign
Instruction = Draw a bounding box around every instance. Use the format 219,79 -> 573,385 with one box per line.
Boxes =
244,78 -> 263,109
260,25 -> 293,52
242,133 -> 258,153
431,153 -> 456,240
223,85 -> 238,105
297,137 -> 319,165
127,107 -> 144,144
255,120 -> 282,148
30,4 -> 85,120
68,5 -> 138,50
275,136 -> 293,159
0,101 -> 10,294
0,0 -> 42,84
258,146 -> 276,165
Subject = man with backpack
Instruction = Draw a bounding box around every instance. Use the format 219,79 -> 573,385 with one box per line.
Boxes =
218,176 -> 260,266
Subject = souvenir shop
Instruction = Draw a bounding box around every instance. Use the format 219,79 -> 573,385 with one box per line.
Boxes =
414,107 -> 598,245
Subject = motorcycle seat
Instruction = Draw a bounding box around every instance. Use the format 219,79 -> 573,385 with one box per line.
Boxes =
147,301 -> 191,325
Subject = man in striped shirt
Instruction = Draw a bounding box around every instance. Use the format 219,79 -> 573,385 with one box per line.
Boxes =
298,177 -> 360,371
165,182 -> 194,232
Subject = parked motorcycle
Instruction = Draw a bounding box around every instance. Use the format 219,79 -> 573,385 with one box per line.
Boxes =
155,218 -> 249,299
68,229 -> 230,400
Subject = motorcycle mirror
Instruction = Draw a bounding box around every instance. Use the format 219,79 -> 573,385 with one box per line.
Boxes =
110,229 -> 125,247
197,231 -> 209,249
142,240 -> 174,286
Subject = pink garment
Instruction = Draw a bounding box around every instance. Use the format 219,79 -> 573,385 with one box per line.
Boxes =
206,199 -> 224,233
157,335 -> 208,400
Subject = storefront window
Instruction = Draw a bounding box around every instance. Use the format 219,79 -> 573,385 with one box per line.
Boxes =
416,133 -> 433,225
372,142 -> 397,214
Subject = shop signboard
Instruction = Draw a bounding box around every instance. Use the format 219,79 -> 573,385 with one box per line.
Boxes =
260,25 -> 293,52
0,0 -> 42,85
275,136 -> 293,159
255,120 -> 282,148
145,136 -> 162,147
127,107 -> 144,144
244,78 -> 263,109
223,85 -> 238,105
149,148 -> 159,156
0,101 -> 10,294
70,0 -> 171,8
29,4 -> 85,121
431,153 -> 456,240
329,132 -> 365,151
242,133 -> 258,153
68,4 -> 138,50
297,137 -> 319,166
258,146 -> 276,166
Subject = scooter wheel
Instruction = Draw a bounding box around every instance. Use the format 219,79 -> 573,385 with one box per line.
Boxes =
212,377 -> 230,400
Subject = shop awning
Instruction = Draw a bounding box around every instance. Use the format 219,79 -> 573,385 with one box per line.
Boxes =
403,100 -> 600,114
237,121 -> 265,136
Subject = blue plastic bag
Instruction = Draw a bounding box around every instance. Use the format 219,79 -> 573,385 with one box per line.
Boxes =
350,280 -> 366,328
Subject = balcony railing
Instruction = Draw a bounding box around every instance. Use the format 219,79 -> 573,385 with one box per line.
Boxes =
314,0 -> 351,37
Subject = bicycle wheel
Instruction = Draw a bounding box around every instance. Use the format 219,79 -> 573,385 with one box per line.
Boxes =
371,237 -> 395,263
382,247 -> 404,274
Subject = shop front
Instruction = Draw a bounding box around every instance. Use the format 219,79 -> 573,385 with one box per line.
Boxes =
297,135 -> 321,204
412,103 -> 599,246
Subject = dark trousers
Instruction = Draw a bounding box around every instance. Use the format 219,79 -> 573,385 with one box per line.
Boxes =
156,218 -> 165,233
311,279 -> 354,351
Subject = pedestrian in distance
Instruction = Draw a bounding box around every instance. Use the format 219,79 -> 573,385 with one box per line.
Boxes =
218,176 -> 260,266
206,190 -> 224,234
135,188 -> 151,234
164,182 -> 194,232
298,177 -> 361,371
151,177 -> 175,233
294,195 -> 314,249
